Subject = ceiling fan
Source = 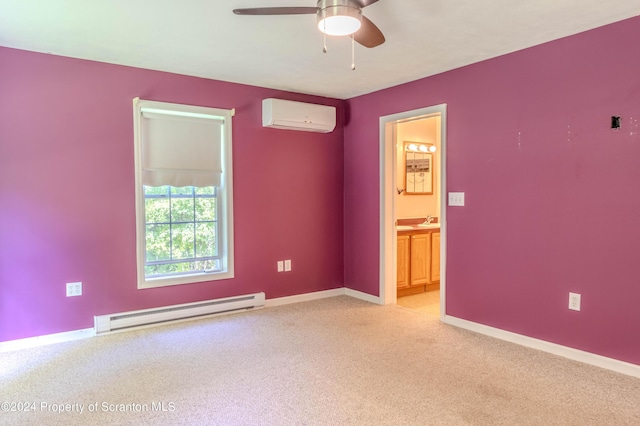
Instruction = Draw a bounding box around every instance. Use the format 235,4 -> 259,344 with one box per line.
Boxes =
233,0 -> 385,48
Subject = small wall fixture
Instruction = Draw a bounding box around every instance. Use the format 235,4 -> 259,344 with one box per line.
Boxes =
611,116 -> 621,130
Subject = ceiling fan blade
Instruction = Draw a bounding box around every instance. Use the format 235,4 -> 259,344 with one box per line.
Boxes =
354,16 -> 385,48
233,7 -> 317,15
354,0 -> 379,7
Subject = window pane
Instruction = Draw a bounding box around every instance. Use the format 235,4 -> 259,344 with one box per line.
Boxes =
145,197 -> 170,223
171,186 -> 193,196
195,187 -> 215,195
196,222 -> 216,257
195,198 -> 216,221
146,262 -> 183,276
171,198 -> 194,223
146,224 -> 171,261
145,259 -> 221,277
197,258 -> 221,271
144,186 -> 169,196
143,185 -> 218,278
171,223 -> 195,259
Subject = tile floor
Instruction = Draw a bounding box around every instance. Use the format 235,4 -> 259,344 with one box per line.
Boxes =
397,290 -> 440,316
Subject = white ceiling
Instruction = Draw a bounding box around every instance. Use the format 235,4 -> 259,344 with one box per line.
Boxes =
1,1 -> 639,99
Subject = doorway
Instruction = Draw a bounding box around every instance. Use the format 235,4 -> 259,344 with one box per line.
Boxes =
378,104 -> 447,320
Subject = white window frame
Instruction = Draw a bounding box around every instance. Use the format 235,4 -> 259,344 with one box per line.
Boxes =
133,98 -> 234,289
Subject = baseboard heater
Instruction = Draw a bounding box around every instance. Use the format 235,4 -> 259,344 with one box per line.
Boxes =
94,292 -> 265,335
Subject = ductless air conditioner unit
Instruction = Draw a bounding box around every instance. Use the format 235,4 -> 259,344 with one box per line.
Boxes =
262,98 -> 336,133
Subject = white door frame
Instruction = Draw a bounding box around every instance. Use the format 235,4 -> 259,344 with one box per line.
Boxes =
378,104 -> 447,320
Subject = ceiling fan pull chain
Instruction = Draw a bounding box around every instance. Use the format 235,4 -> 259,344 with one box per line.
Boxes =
323,30 -> 327,53
351,34 -> 356,70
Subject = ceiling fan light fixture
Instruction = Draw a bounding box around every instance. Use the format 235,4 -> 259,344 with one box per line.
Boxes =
317,1 -> 362,36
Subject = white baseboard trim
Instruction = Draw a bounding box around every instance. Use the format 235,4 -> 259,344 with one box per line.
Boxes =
444,315 -> 640,379
0,287 -> 379,352
265,288 -> 346,307
345,288 -> 381,304
0,328 -> 95,353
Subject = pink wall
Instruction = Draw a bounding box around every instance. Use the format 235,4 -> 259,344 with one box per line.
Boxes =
345,16 -> 640,365
0,47 -> 344,342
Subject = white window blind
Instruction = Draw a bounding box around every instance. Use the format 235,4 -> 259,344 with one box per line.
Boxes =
140,109 -> 224,187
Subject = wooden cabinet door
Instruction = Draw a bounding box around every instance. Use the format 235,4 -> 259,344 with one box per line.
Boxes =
430,232 -> 441,282
410,233 -> 431,286
396,235 -> 410,289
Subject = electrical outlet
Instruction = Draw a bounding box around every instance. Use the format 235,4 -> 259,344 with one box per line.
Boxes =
284,259 -> 292,272
568,292 -> 581,311
277,261 -> 284,272
66,282 -> 82,297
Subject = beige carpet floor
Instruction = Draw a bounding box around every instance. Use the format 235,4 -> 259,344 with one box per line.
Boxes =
1,296 -> 639,425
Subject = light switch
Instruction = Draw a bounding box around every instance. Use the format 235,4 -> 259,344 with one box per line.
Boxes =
448,192 -> 465,206
284,259 -> 291,272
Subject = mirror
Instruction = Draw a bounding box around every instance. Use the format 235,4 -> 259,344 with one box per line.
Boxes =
404,142 -> 434,194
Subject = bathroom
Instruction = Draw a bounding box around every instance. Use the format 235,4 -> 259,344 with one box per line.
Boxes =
395,115 -> 441,315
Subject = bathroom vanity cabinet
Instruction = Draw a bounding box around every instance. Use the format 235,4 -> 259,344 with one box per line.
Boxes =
396,228 -> 440,297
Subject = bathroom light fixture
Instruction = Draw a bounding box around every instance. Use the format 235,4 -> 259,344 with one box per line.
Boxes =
317,0 -> 362,36
405,143 -> 436,153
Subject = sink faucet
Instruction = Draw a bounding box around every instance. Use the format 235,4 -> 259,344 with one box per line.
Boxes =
424,215 -> 433,224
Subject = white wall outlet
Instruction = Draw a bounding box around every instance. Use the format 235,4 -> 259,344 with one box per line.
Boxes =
66,282 -> 82,297
569,292 -> 581,311
448,192 -> 465,206
284,259 -> 292,272
277,261 -> 284,272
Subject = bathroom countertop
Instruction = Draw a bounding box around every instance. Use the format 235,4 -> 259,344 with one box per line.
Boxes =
396,223 -> 440,232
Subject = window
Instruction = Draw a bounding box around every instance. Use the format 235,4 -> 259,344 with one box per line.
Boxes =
144,186 -> 219,277
133,98 -> 234,288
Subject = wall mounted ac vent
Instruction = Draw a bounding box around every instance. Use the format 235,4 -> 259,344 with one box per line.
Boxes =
262,98 -> 336,133
94,292 -> 265,334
